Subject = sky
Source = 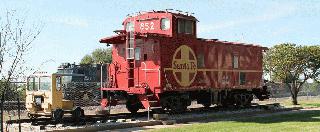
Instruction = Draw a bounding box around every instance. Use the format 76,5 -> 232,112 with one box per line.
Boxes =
0,0 -> 319,74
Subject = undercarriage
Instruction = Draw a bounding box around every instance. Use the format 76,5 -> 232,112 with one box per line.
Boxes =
103,88 -> 270,114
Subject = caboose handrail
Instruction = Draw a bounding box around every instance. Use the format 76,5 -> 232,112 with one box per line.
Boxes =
141,62 -> 160,86
141,62 -> 147,82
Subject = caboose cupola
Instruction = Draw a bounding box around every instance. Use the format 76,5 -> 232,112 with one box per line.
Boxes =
121,10 -> 197,38
100,10 -> 198,44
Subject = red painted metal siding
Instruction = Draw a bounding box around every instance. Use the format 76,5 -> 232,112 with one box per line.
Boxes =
102,11 -> 265,94
160,38 -> 264,91
108,38 -> 161,91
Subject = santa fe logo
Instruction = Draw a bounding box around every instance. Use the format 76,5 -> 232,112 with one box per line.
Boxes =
165,45 -> 198,87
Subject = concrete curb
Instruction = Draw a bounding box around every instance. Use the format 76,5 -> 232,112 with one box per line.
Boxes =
49,120 -> 162,132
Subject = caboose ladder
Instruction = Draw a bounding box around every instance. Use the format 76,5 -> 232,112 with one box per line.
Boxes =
126,31 -> 135,87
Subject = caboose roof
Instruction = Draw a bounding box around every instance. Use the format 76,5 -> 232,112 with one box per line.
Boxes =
196,38 -> 268,50
122,10 -> 198,24
99,34 -> 126,44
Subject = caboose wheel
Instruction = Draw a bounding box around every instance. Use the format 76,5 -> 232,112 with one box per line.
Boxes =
52,109 -> 64,123
126,95 -> 141,114
72,107 -> 85,122
234,93 -> 253,108
126,102 -> 140,114
167,96 -> 187,113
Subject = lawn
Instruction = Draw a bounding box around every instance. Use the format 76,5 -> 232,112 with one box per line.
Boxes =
281,97 -> 320,108
151,110 -> 320,132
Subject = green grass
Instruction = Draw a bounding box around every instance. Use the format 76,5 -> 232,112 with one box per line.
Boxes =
282,97 -> 320,108
302,103 -> 320,107
298,99 -> 320,107
151,111 -> 320,132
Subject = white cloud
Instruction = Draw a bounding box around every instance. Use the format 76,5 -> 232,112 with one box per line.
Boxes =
198,2 -> 298,34
49,16 -> 89,28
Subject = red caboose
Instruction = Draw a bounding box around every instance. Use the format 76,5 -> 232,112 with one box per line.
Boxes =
99,10 -> 269,113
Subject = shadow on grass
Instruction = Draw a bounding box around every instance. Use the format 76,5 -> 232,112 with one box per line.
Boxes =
234,110 -> 320,124
196,110 -> 320,124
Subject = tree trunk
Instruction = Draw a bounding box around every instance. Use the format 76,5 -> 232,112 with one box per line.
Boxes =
291,84 -> 299,105
287,83 -> 299,105
292,94 -> 298,105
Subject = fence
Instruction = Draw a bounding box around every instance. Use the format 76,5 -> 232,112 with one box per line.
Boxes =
0,81 -> 25,132
266,82 -> 320,98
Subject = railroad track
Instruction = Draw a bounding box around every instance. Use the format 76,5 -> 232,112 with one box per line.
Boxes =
5,110 -> 148,125
5,103 -> 284,127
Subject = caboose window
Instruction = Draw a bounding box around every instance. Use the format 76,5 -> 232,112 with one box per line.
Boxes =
135,47 -> 141,60
161,18 -> 170,30
178,19 -> 194,34
185,20 -> 193,34
233,55 -> 239,68
178,19 -> 185,33
197,53 -> 205,68
239,72 -> 246,85
126,22 -> 134,31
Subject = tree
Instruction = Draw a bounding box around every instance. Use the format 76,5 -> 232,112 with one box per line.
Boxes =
80,48 -> 112,64
264,43 -> 320,105
0,10 -> 42,95
80,54 -> 94,64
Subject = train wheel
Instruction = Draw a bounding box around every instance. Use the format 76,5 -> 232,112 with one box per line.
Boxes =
244,94 -> 253,107
72,107 -> 85,122
234,93 -> 252,108
52,109 -> 64,123
167,96 -> 187,114
126,102 -> 140,114
126,96 -> 141,114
